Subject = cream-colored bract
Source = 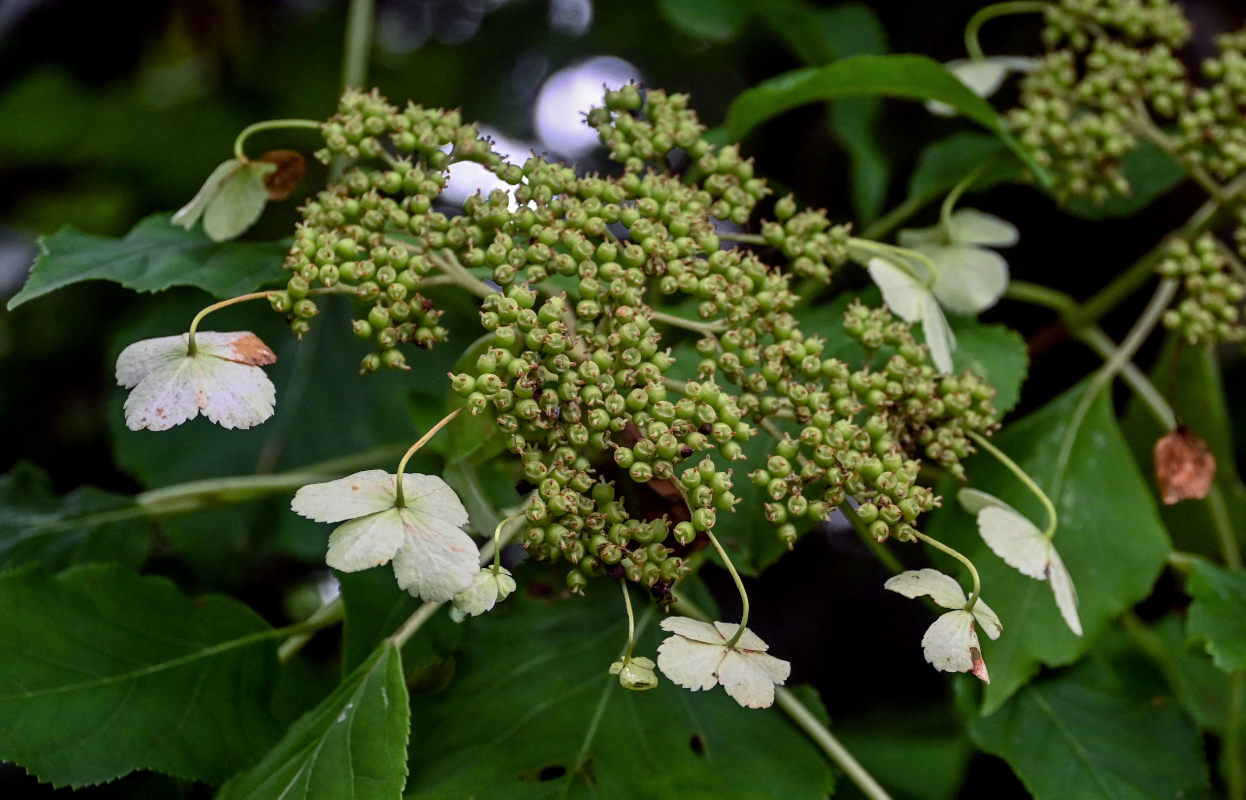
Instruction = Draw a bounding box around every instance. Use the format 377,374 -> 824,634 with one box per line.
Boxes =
926,56 -> 1040,116
173,158 -> 277,242
655,616 -> 791,709
884,568 -> 1002,683
898,208 -> 1017,316
959,488 -> 1082,636
452,566 -> 516,617
866,255 -> 957,374
291,470 -> 480,603
116,331 -> 277,431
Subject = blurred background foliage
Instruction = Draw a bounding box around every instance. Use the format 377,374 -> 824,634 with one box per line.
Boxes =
2,1 -> 1245,797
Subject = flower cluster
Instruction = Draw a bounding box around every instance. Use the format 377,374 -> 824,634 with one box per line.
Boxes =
1158,234 -> 1246,347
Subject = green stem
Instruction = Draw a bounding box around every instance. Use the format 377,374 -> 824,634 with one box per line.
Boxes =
1209,485 -> 1243,571
847,238 -> 940,286
1128,100 -> 1227,204
774,689 -> 895,800
912,531 -> 982,609
967,431 -> 1058,537
649,309 -> 728,335
427,251 -> 497,299
860,193 -> 927,241
1049,279 -> 1178,500
1077,327 -> 1176,429
963,1 -> 1049,60
716,231 -> 767,245
233,119 -> 322,162
1005,279 -> 1077,315
340,0 -> 376,90
186,291 -> 274,354
277,596 -> 345,662
1229,671 -> 1245,800
394,407 -> 463,508
939,162 -> 991,234
703,528 -> 751,649
492,513 -> 524,571
620,580 -> 637,661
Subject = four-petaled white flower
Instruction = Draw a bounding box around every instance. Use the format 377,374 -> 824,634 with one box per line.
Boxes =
959,488 -> 1082,636
866,255 -> 958,375
452,566 -> 516,618
173,158 -> 277,242
656,616 -> 791,709
884,568 -> 1002,683
116,331 -> 277,431
609,655 -> 659,691
927,56 -> 1041,116
291,470 -> 480,602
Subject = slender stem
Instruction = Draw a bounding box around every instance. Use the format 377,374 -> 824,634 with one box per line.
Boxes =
186,291 -> 274,353
1229,671 -> 1245,800
967,431 -> 1058,537
427,250 -> 497,299
1128,100 -> 1226,204
775,689 -> 895,800
394,407 -> 464,507
233,119 -> 322,162
649,309 -> 727,335
1005,279 -> 1078,315
1209,485 -> 1243,570
1076,328 -> 1176,428
703,528 -> 751,649
620,580 -> 637,661
1049,279 -> 1178,500
277,596 -> 345,662
340,0 -> 376,91
939,162 -> 990,235
861,193 -> 926,241
963,1 -> 1049,60
847,238 -> 940,286
492,512 -> 523,571
912,531 -> 982,609
716,231 -> 767,245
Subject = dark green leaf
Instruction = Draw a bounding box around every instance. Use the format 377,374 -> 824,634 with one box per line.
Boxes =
8,214 -> 288,311
948,318 -> 1028,414
404,577 -> 835,798
971,662 -> 1210,800
1186,556 -> 1246,672
835,703 -> 972,800
0,462 -> 150,572
1065,140 -> 1186,220
0,566 -> 279,787
925,381 -> 1171,713
217,645 -> 410,800
906,132 -> 1025,205
656,0 -> 750,41
337,568 -> 462,677
725,55 -> 1048,184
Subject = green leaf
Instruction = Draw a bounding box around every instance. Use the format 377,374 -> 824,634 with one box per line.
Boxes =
337,568 -> 462,677
403,576 -> 835,798
725,55 -> 1048,184
948,318 -> 1028,414
1186,556 -> 1246,672
656,0 -> 750,41
1065,139 -> 1186,220
835,703 -> 972,800
0,565 -> 279,787
0,462 -> 150,572
217,644 -> 410,800
971,662 -> 1210,800
925,381 -> 1171,713
8,213 -> 288,311
906,132 -> 1024,206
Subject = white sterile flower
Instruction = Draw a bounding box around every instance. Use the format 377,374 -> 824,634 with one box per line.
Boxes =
958,488 -> 1082,636
451,566 -> 517,618
884,568 -> 1002,683
115,331 -> 277,431
866,255 -> 957,374
291,470 -> 480,602
927,56 -> 1040,116
172,158 -> 277,242
898,208 -> 1018,316
656,616 -> 791,709
609,656 -> 659,691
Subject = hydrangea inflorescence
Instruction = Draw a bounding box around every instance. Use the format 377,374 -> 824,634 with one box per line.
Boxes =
265,84 -> 1000,601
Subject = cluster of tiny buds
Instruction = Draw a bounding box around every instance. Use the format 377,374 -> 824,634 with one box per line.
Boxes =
1159,233 -> 1246,346
1181,31 -> 1246,181
276,83 -> 1003,594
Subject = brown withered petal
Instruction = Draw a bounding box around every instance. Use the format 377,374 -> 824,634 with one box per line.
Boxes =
1154,426 -> 1216,505
256,149 -> 306,201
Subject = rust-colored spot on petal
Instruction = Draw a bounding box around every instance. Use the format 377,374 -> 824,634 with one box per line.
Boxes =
1154,425 -> 1216,505
257,149 -> 307,201
970,648 -> 990,684
227,333 -> 278,366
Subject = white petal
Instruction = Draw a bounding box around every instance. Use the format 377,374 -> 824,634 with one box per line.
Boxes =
194,331 -> 278,366
867,256 -> 928,323
969,597 -> 1003,640
292,470 -> 398,523
919,293 -> 956,374
172,159 -> 242,230
325,508 -> 405,572
116,335 -> 189,388
717,650 -> 790,709
956,487 -> 1011,515
884,568 -> 968,610
711,621 -> 770,652
391,508 -> 480,602
660,615 -> 726,645
926,56 -> 1039,116
948,208 -> 1019,247
196,358 -> 276,430
452,569 -> 503,616
978,505 -> 1050,580
1047,546 -> 1082,636
656,634 -> 726,691
930,245 -> 1009,315
123,357 -> 202,431
401,473 -> 470,527
921,610 -> 979,674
